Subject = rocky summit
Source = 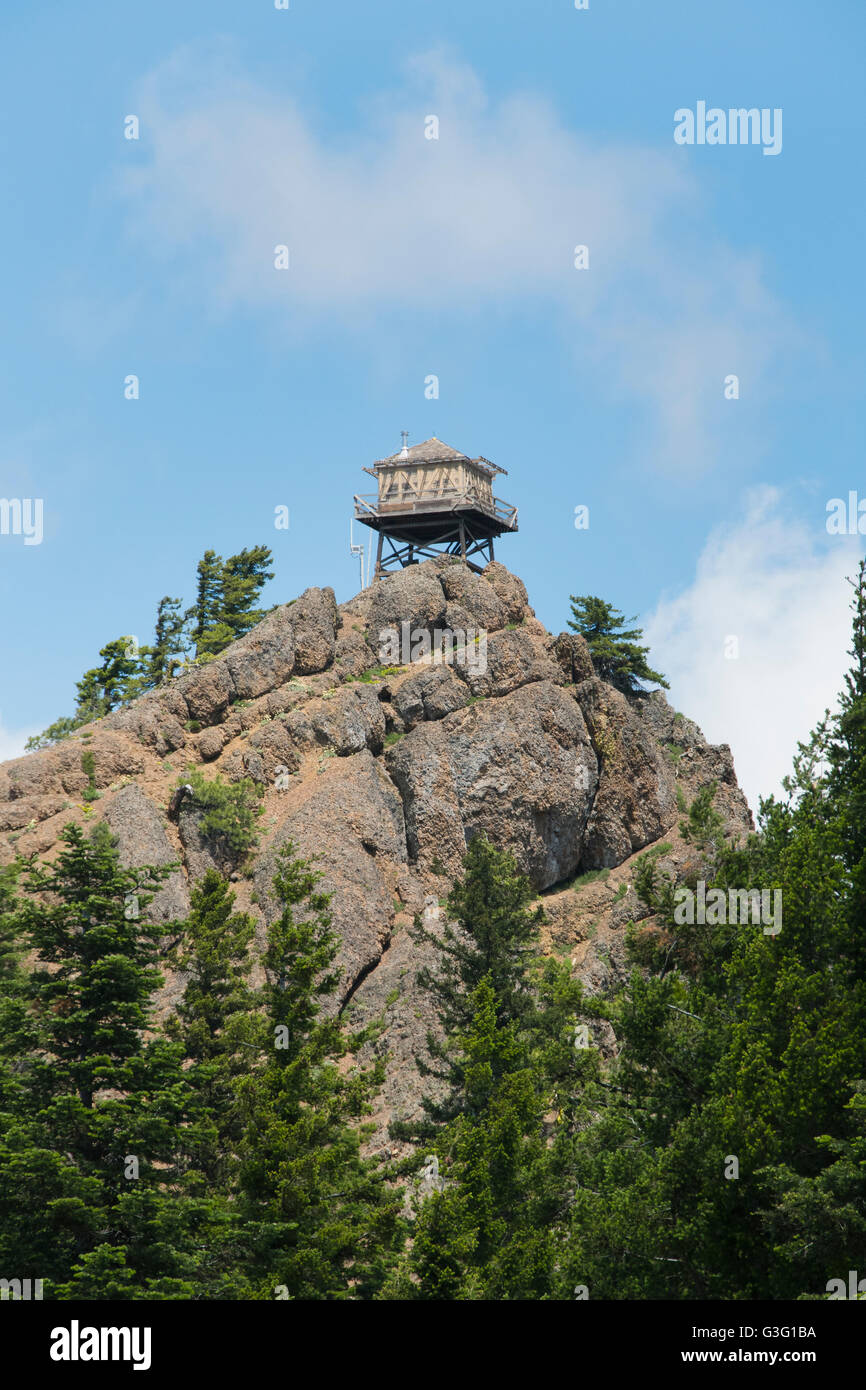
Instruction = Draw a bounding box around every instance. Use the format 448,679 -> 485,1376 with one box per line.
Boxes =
0,559 -> 752,1149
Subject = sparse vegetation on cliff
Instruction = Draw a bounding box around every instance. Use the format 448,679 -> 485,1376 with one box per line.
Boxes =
1,558 -> 863,1300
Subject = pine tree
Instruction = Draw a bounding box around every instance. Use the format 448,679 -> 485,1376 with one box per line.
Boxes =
828,557 -> 866,974
0,822 -> 203,1296
27,541 -> 277,748
74,636 -> 144,718
146,596 -> 188,685
228,843 -> 402,1299
0,861 -> 33,1118
391,978 -> 552,1299
194,620 -> 237,661
187,549 -> 224,657
165,871 -> 257,1188
387,840 -> 593,1298
404,837 -> 546,1130
567,595 -> 668,695
567,565 -> 866,1299
0,860 -> 21,992
187,545 -> 274,658
414,837 -> 544,1035
220,545 -> 274,642
180,770 -> 264,872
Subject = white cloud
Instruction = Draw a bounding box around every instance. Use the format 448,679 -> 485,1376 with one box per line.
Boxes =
120,42 -> 796,474
644,488 -> 861,813
0,715 -> 37,764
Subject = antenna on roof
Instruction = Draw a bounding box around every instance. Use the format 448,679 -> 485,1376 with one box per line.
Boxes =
399,430 -> 409,458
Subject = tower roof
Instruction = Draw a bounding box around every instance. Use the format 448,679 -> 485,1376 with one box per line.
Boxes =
372,436 -> 506,476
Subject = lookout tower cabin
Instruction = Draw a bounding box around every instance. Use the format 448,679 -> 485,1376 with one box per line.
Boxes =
353,434 -> 518,577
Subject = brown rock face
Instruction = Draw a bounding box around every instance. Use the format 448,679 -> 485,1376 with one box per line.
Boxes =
246,721 -> 301,779
293,685 -> 386,757
480,561 -> 531,624
458,628 -> 564,699
0,559 -> 754,1143
364,565 -> 449,657
392,665 -> 470,729
223,608 -> 297,697
176,662 -> 234,725
386,681 -> 599,889
575,678 -> 679,868
289,587 -> 339,675
551,632 -> 595,685
197,727 -> 226,762
438,565 -> 508,632
333,628 -> 374,681
253,751 -> 407,1009
634,689 -> 753,835
104,697 -> 188,756
103,783 -> 190,925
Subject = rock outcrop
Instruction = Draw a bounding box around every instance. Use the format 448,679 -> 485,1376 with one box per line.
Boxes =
386,681 -> 598,888
0,559 -> 753,1145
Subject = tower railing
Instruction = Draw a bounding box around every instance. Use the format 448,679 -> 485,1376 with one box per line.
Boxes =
352,490 -> 517,528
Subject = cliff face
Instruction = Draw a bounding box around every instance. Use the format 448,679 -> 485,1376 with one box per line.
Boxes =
0,559 -> 752,1148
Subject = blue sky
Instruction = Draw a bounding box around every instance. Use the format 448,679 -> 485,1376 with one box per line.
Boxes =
1,0 -> 864,809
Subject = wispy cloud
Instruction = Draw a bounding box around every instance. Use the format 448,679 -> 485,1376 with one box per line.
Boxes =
120,42 -> 796,473
644,488 -> 860,811
0,714 -> 37,764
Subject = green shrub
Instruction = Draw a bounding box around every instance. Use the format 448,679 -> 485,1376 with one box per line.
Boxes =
181,769 -> 264,863
633,842 -> 674,908
680,783 -> 725,853
81,749 -> 100,802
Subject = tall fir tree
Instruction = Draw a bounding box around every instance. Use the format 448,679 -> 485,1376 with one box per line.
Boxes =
227,842 -> 402,1299
187,545 -> 274,658
219,545 -> 275,641
74,636 -> 144,719
165,870 -> 258,1190
386,977 -> 556,1300
560,564 -> 866,1299
0,822 -> 205,1297
401,837 -> 547,1133
187,549 -> 225,657
146,596 -> 188,685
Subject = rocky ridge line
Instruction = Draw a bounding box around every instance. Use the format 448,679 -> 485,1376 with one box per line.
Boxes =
0,559 -> 753,1143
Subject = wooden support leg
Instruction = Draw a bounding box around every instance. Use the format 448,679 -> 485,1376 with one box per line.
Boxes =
459,520 -> 467,564
375,532 -> 384,579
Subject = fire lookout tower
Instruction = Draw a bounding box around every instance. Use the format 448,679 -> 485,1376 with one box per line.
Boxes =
353,434 -> 519,578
